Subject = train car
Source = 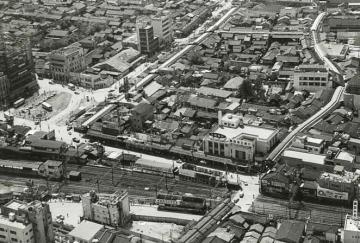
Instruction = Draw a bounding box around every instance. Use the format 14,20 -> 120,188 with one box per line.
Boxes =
156,193 -> 207,214
134,158 -> 174,175
178,163 -> 226,187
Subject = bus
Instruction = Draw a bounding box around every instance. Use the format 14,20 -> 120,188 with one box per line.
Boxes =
42,102 -> 53,111
68,83 -> 75,90
13,98 -> 25,108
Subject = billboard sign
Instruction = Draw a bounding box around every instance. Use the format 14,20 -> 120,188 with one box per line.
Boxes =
317,187 -> 348,200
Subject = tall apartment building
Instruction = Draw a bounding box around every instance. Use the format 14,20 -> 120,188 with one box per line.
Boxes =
151,14 -> 173,44
82,190 -> 130,227
0,72 -> 9,109
0,200 -> 54,243
136,20 -> 159,55
293,64 -> 331,92
49,44 -> 86,83
0,37 -> 38,109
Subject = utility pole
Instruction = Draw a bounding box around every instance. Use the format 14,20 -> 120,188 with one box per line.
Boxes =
112,164 -> 114,185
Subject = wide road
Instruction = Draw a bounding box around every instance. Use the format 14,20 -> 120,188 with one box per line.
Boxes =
81,6 -> 239,128
267,85 -> 345,161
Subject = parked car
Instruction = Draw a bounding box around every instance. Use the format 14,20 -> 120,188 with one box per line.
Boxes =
72,137 -> 80,143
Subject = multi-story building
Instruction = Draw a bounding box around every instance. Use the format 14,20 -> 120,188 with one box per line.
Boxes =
203,113 -> 278,162
291,135 -> 325,154
49,44 -> 86,83
1,200 -> 54,243
82,190 -> 130,227
293,64 -> 331,92
0,37 -> 39,109
0,72 -> 9,109
317,170 -> 359,201
130,102 -> 154,132
344,201 -> 360,242
151,14 -> 173,44
0,213 -> 34,243
136,20 -> 159,55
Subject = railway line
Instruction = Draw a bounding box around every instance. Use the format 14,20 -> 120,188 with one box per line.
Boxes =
254,195 -> 350,226
67,164 -> 227,198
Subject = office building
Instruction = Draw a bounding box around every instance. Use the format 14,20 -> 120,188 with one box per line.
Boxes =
82,190 -> 130,227
0,37 -> 38,109
151,14 -> 173,43
203,113 -> 278,162
1,200 -> 54,243
49,44 -> 86,83
293,64 -> 331,92
136,20 -> 159,55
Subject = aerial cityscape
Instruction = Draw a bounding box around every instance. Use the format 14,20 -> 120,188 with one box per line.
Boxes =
1,0 -> 360,242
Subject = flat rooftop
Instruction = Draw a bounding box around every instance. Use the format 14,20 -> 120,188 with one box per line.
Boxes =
345,215 -> 360,232
6,200 -> 26,211
0,215 -> 29,229
69,220 -> 104,241
213,125 -> 277,141
283,150 -> 326,165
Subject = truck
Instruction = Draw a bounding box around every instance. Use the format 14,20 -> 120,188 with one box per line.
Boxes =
42,102 -> 53,111
68,83 -> 75,90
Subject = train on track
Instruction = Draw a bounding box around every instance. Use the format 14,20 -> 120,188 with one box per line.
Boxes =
134,159 -> 241,188
155,193 -> 207,214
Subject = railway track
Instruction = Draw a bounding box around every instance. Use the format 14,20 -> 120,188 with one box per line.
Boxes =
67,164 -> 227,198
253,195 -> 350,226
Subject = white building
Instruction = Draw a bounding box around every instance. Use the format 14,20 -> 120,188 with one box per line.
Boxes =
291,135 -> 325,154
0,213 -> 34,243
151,14 -> 173,43
2,200 -> 54,243
82,191 -> 130,227
203,113 -> 278,161
293,64 -> 331,92
68,220 -> 104,243
49,44 -> 86,83
344,201 -> 360,243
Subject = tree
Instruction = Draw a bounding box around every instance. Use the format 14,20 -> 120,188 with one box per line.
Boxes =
188,52 -> 204,65
238,79 -> 254,98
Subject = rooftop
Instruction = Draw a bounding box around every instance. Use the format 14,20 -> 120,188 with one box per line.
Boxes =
283,150 -> 326,165
212,124 -> 277,141
345,215 -> 360,232
0,215 -> 29,229
69,220 -> 104,241
6,200 -> 26,211
319,171 -> 358,184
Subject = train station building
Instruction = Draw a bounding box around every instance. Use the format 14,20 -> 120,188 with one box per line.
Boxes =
203,113 -> 278,162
